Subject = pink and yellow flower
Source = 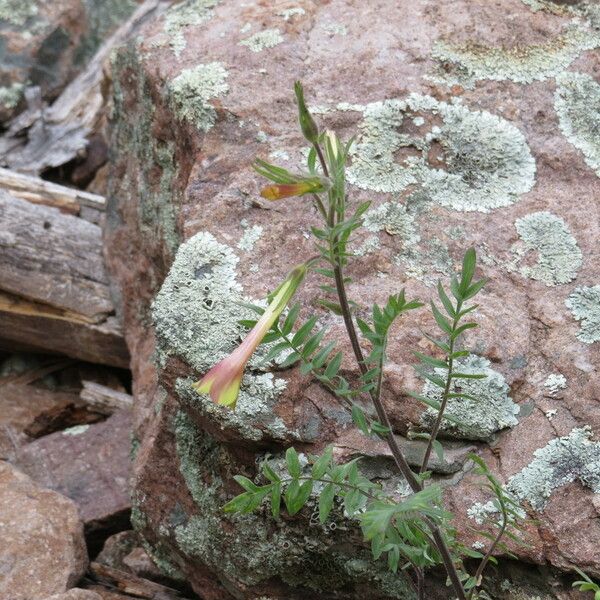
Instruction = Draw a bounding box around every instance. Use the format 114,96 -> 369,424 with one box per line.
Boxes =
260,177 -> 327,201
193,263 -> 308,409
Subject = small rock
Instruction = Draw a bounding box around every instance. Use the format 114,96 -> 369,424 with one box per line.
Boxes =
0,461 -> 87,599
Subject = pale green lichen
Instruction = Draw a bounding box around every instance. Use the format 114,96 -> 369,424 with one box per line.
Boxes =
507,427 -> 600,510
521,0 -> 600,28
239,29 -> 283,52
238,222 -> 263,252
429,25 -> 600,87
277,7 -> 305,20
164,0 -> 219,56
322,22 -> 348,36
176,375 -> 299,443
513,211 -> 582,285
0,0 -> 37,26
421,356 -> 520,441
555,71 -> 600,177
0,82 -> 24,109
565,285 -> 600,343
347,94 -> 536,212
168,63 -> 229,132
172,410 -> 413,597
363,201 -> 420,242
62,424 -> 90,436
544,373 -> 567,395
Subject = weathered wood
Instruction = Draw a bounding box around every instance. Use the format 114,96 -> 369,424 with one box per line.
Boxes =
80,381 -> 133,416
0,0 -> 165,174
0,167 -> 105,215
0,192 -> 129,367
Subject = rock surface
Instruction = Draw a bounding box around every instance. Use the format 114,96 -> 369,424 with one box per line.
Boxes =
44,591 -> 102,600
15,409 -> 132,545
0,0 -> 141,123
105,0 -> 600,598
0,461 -> 88,599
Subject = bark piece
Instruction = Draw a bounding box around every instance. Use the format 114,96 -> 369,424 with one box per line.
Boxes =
80,381 -> 133,415
0,461 -> 87,600
0,192 -> 128,367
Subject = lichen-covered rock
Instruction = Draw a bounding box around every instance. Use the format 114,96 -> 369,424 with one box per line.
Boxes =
0,461 -> 88,599
0,0 -> 141,123
105,0 -> 600,597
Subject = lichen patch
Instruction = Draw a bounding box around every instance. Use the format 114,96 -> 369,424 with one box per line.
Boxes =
420,355 -> 520,441
429,25 -> 600,87
555,71 -> 600,177
566,285 -> 600,343
163,0 -> 219,56
239,29 -> 284,52
0,82 -> 24,109
507,427 -> 600,510
168,63 -> 229,132
347,94 -> 535,212
0,0 -> 37,26
513,211 -> 582,285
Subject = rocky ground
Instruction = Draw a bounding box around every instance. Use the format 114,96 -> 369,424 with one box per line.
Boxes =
1,0 -> 599,599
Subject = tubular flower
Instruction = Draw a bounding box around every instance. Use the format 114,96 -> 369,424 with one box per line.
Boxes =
193,263 -> 309,409
260,176 -> 328,201
294,80 -> 319,143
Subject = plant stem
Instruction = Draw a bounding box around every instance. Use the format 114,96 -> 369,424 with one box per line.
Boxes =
280,476 -> 380,502
420,300 -> 462,473
467,505 -> 508,600
313,140 -> 467,600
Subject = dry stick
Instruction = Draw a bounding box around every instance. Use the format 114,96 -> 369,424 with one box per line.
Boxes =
313,144 -> 467,600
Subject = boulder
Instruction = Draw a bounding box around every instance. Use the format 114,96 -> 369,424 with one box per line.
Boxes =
0,461 -> 88,599
15,409 -> 132,551
105,0 -> 600,597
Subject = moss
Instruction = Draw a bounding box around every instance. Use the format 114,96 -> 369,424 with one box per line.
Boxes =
565,285 -> 600,343
507,427 -> 600,511
111,45 -> 181,256
543,373 -> 567,395
75,0 -> 137,66
164,0 -> 219,56
172,410 -> 414,597
347,94 -> 535,212
513,211 -> 582,285
239,29 -> 284,52
555,71 -> 600,177
0,0 -> 37,26
168,63 -> 229,133
0,82 -> 24,109
429,25 -> 600,87
420,355 -> 520,441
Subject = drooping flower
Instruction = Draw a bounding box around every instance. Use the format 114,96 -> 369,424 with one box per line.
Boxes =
193,262 -> 309,409
260,177 -> 328,201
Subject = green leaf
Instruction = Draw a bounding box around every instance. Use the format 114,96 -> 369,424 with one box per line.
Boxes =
451,322 -> 478,339
463,278 -> 487,300
414,352 -> 448,369
307,146 -> 317,173
233,475 -> 260,493
414,366 -> 446,388
286,447 -> 301,478
318,299 -> 343,315
279,351 -> 301,368
324,351 -> 343,379
261,341 -> 290,364
286,480 -> 313,516
430,301 -> 453,335
460,248 -> 476,293
271,482 -> 281,518
312,446 -> 333,479
282,303 -> 301,336
262,461 -> 281,483
312,341 -> 336,369
437,281 -> 456,318
451,372 -> 487,380
319,483 -> 336,523
302,328 -> 327,357
432,440 -> 445,462
291,316 -> 318,346
352,405 -> 370,435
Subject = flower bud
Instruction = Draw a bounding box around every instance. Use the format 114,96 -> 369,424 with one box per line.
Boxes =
294,81 -> 319,144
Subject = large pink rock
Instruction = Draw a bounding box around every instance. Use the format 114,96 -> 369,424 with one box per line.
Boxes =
105,0 -> 600,597
0,461 -> 88,599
